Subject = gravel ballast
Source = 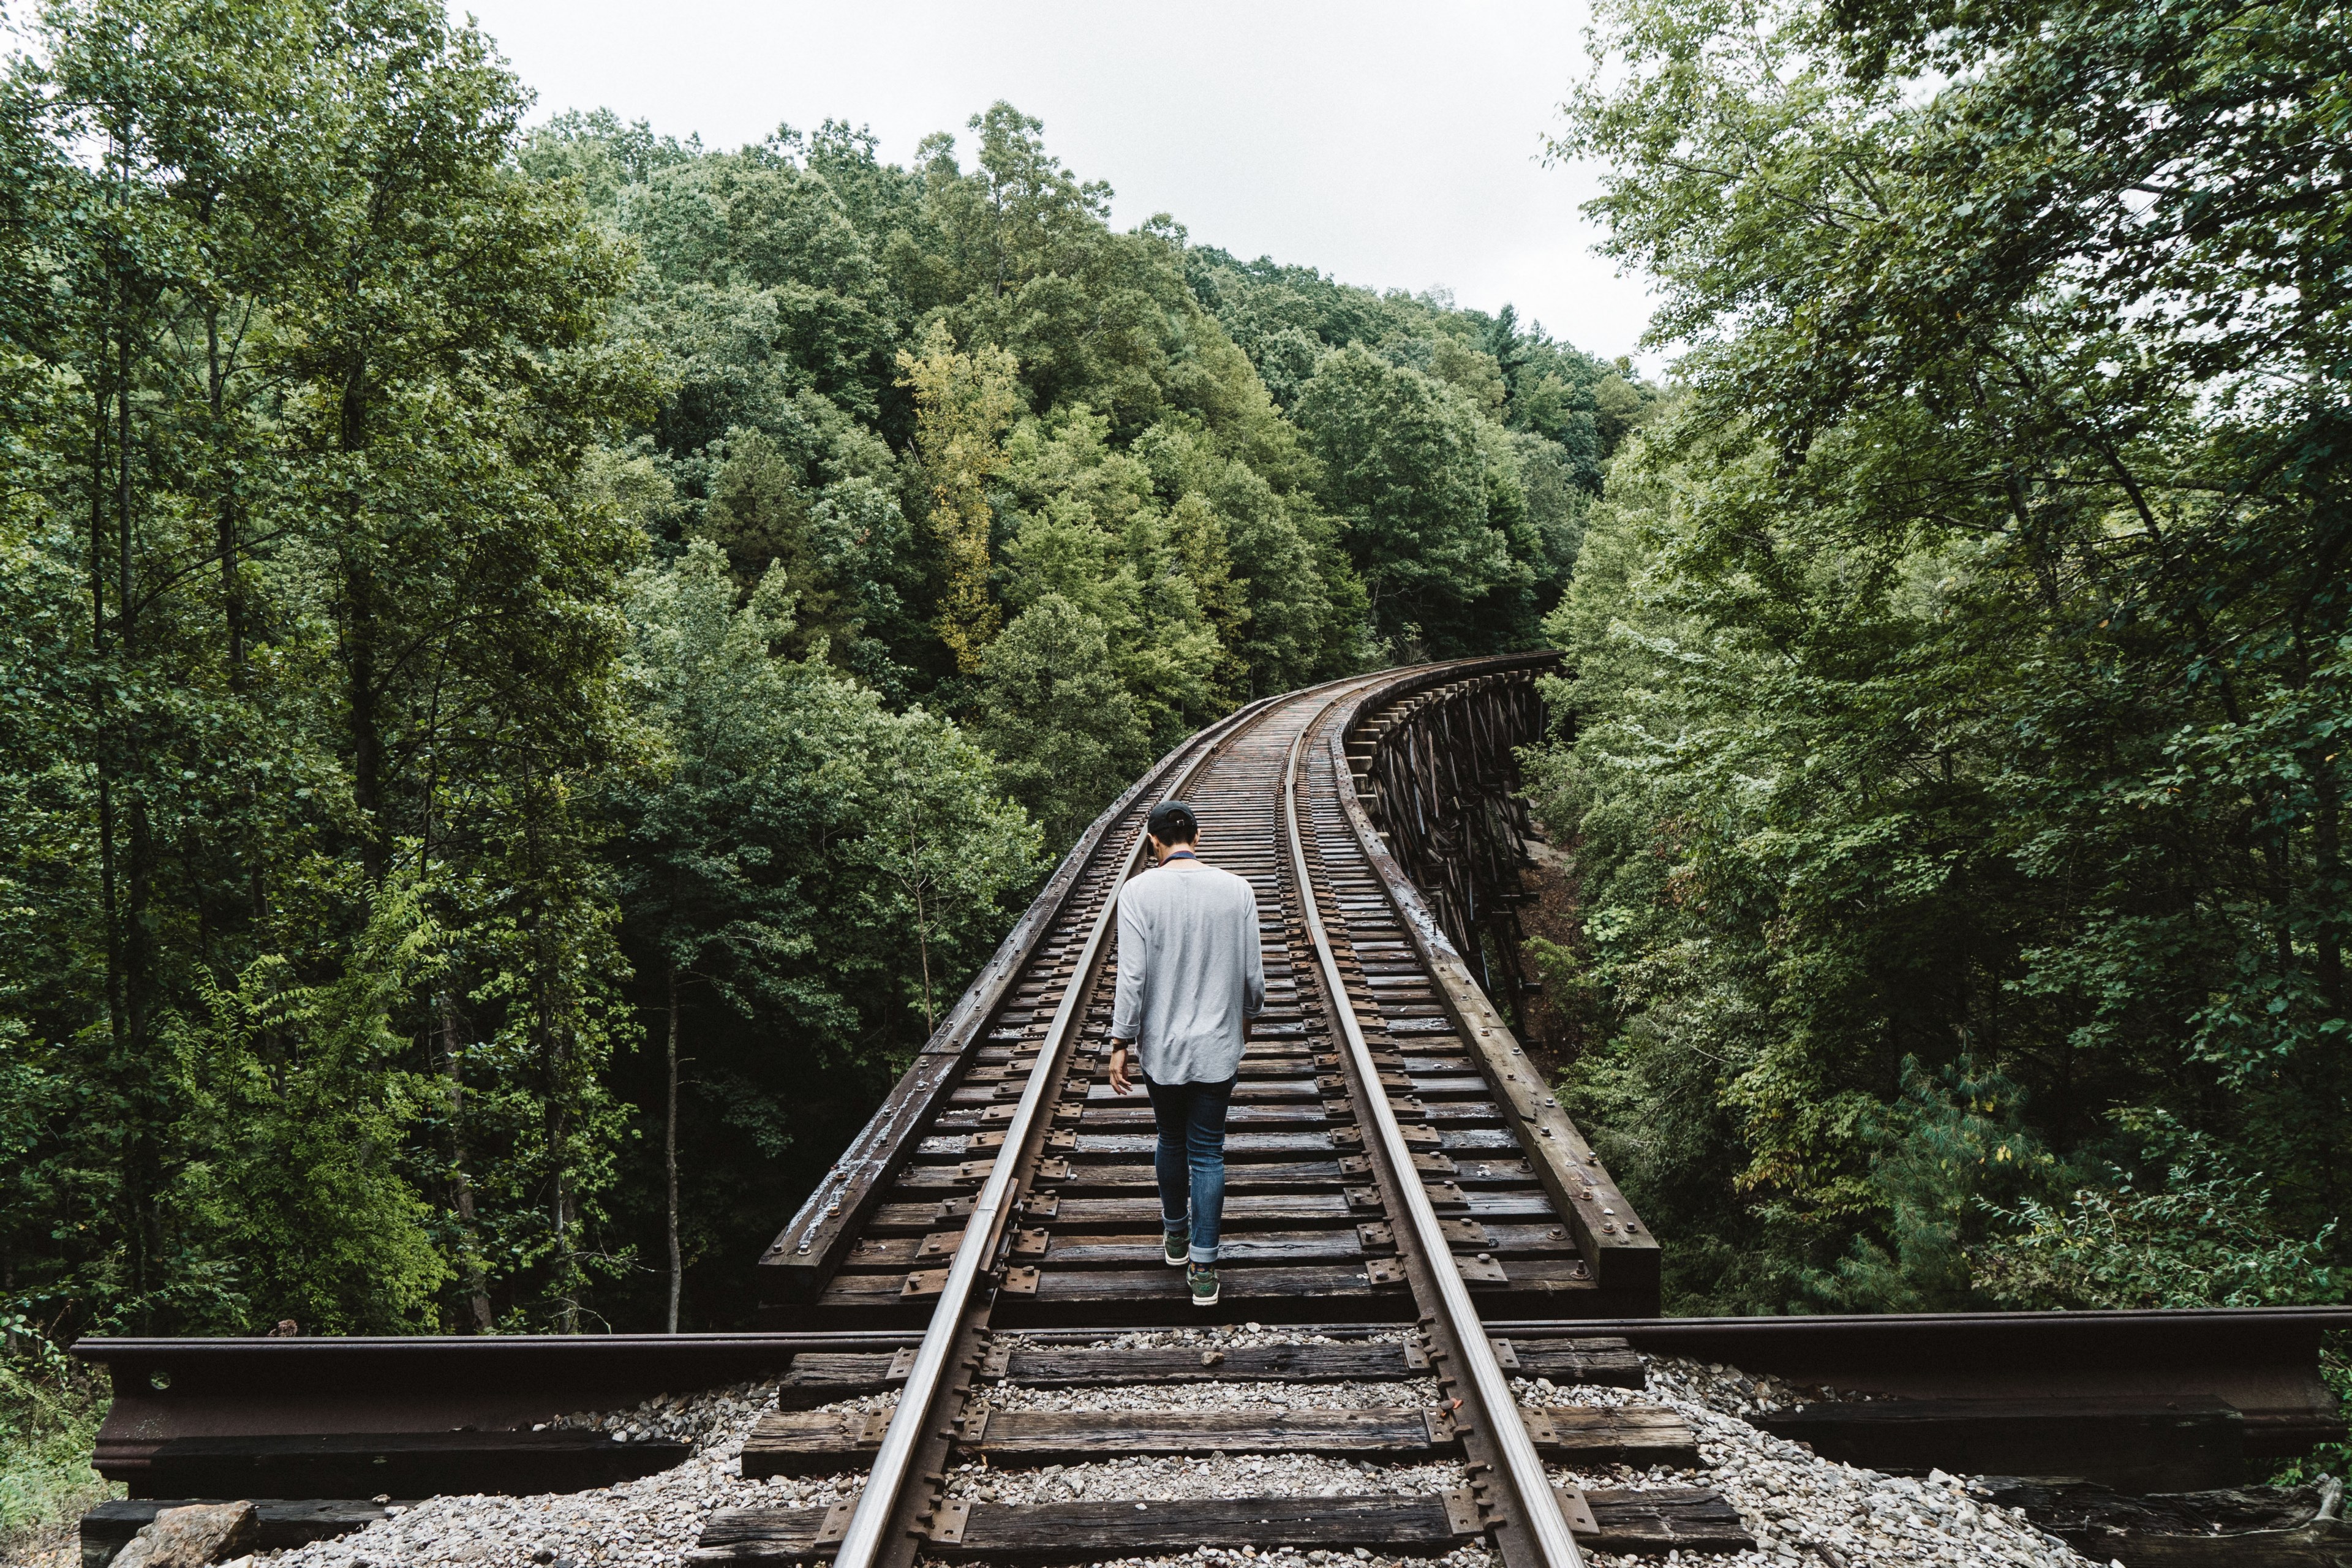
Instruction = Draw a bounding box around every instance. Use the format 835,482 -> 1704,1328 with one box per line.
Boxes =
246,1335 -> 2114,1568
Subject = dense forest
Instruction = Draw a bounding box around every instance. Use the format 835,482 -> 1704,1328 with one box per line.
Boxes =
0,0 -> 2340,1382
1525,0 -> 2349,1328
0,0 -> 1645,1346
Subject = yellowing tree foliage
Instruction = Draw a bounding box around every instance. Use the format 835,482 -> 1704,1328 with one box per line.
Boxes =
898,322 -> 1022,671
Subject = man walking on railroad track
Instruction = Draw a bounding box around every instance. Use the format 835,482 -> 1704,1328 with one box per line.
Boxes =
1107,800 -> 1265,1308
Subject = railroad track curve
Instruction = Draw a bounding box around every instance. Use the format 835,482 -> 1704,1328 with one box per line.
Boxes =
699,657 -> 1730,1567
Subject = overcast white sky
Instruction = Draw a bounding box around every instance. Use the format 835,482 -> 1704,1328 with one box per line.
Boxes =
452,0 -> 1661,367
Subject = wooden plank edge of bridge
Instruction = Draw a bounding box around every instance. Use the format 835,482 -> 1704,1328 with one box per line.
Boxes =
1329,662 -> 1661,1305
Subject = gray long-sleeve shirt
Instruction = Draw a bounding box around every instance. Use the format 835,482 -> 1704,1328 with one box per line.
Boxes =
1109,859 -> 1266,1084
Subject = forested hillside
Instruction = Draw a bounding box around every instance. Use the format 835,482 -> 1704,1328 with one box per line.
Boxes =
1523,0 -> 2350,1322
0,0 -> 1642,1341
5,0 -> 2334,1382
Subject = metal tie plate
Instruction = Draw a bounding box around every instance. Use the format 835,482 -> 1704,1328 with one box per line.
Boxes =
813,1499 -> 858,1545
1553,1485 -> 1599,1536
925,1498 -> 972,1544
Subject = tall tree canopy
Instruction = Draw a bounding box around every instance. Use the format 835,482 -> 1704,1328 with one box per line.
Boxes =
1527,0 -> 2349,1314
0,13 -> 1636,1338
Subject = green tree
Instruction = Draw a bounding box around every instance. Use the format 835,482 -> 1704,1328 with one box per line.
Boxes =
1292,345 -> 1527,654
1529,0 -> 2351,1311
605,541 -> 1039,1327
976,594 -> 1153,851
899,321 -> 1022,672
1976,1111 -> 2342,1311
0,0 -> 655,1336
170,936 -> 450,1333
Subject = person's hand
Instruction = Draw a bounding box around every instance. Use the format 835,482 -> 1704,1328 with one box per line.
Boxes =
1107,1045 -> 1134,1095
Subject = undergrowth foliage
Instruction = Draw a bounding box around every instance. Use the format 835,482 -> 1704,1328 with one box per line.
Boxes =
0,1330 -> 113,1554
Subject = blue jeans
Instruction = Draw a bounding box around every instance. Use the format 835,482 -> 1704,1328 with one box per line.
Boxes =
1143,1072 -> 1235,1263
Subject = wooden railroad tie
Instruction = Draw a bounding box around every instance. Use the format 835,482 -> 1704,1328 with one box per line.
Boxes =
688,1488 -> 1752,1561
777,1336 -> 1645,1408
739,1403 -> 1698,1477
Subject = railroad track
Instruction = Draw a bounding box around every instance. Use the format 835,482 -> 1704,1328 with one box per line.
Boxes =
692,657 -> 1712,1568
68,656 -> 2352,1568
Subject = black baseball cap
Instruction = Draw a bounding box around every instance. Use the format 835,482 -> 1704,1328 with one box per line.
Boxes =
1147,800 -> 1199,843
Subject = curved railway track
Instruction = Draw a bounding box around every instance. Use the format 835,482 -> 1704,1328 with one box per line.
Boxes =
706,658 -> 1709,1568
69,655 -> 2352,1568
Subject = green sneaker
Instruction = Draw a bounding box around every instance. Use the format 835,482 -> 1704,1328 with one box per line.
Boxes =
1187,1261 -> 1220,1307
1164,1226 -> 1189,1267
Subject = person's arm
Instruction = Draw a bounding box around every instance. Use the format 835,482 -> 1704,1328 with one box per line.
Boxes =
1107,892 -> 1147,1095
1241,886 -> 1267,1035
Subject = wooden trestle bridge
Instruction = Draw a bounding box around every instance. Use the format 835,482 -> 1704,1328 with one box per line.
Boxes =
70,655 -> 2352,1568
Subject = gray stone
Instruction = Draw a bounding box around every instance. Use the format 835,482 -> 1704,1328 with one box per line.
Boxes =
112,1501 -> 258,1568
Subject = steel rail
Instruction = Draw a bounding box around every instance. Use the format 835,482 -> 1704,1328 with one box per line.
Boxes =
1278,700 -> 1589,1568
829,682 -> 1368,1568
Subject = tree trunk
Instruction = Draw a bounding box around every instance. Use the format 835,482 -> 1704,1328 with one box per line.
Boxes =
339,358 -> 386,881
442,998 -> 494,1333
912,827 -> 936,1037
552,1173 -> 576,1334
208,305 -> 244,688
345,565 -> 386,882
666,961 -> 682,1334
2313,761 -> 2345,1025
90,385 -> 126,1064
115,316 -> 149,1057
206,306 -> 266,922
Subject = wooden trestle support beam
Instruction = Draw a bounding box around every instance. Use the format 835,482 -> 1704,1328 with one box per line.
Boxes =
1346,660 -> 1554,1008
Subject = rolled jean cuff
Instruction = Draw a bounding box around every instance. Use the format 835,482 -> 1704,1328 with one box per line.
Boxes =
1164,1212 -> 1189,1233
1189,1243 -> 1219,1264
